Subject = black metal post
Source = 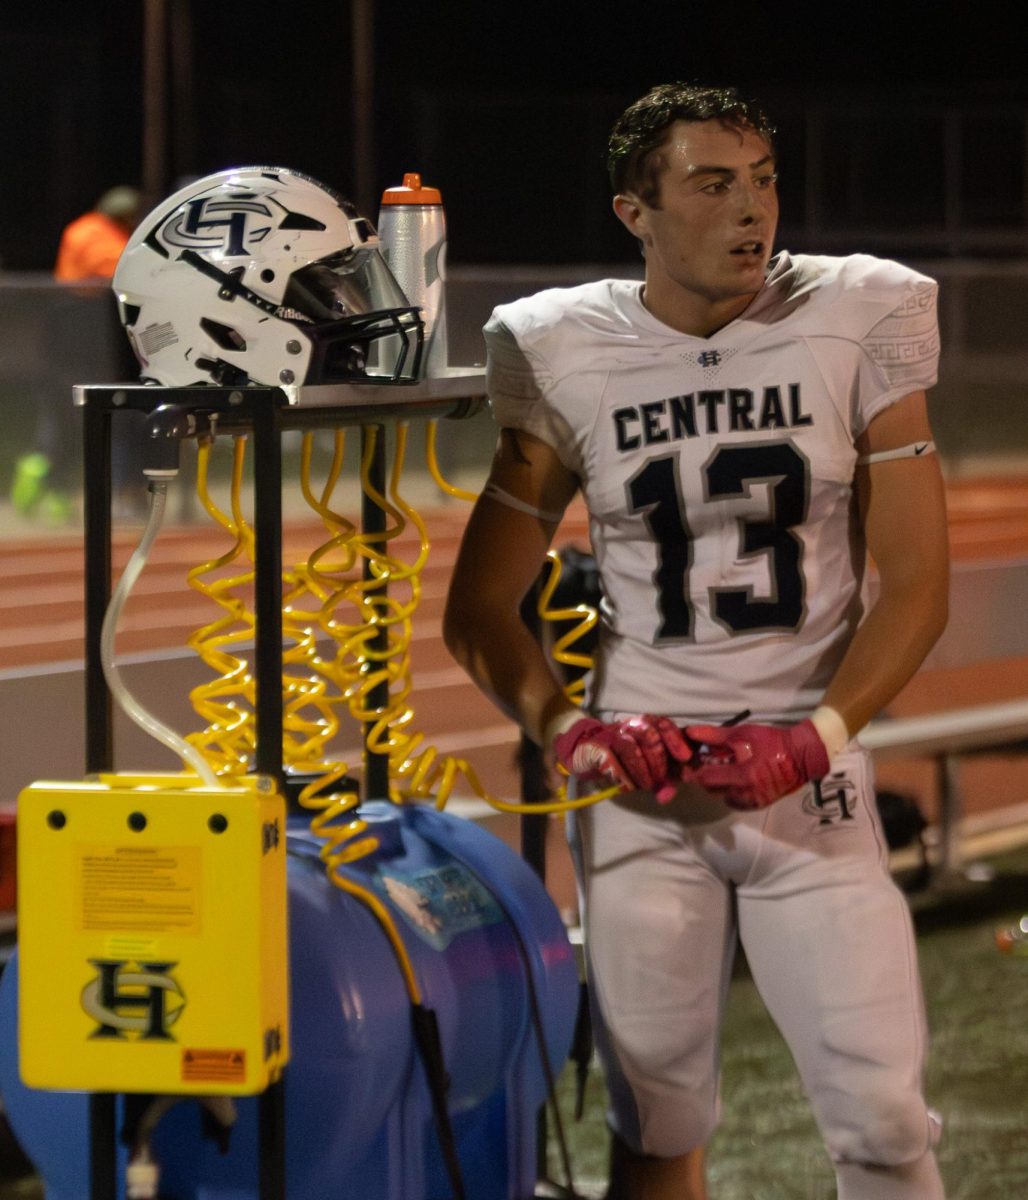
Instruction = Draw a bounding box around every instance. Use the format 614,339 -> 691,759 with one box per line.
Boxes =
518,576 -> 550,878
251,395 -> 288,1200
81,390 -> 119,1200
83,395 -> 114,777
361,424 -> 390,803
519,741 -> 551,1189
258,1077 -> 287,1200
252,401 -> 285,787
517,575 -> 553,1186
88,1094 -> 118,1200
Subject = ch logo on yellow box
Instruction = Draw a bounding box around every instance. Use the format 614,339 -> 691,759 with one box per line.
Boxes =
81,959 -> 186,1041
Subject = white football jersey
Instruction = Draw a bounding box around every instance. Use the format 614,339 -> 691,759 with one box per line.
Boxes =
484,252 -> 940,725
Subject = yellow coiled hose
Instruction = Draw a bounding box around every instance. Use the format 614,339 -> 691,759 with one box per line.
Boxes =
327,422 -> 612,814
182,421 -> 615,1002
184,424 -> 615,810
282,427 -> 425,1005
179,430 -> 426,1004
283,431 -> 380,876
185,436 -> 257,775
281,430 -> 353,768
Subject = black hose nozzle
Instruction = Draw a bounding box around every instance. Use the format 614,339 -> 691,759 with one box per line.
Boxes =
143,404 -> 207,477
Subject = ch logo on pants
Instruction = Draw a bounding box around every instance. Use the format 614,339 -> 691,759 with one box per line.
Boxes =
803,772 -> 858,826
81,959 -> 186,1040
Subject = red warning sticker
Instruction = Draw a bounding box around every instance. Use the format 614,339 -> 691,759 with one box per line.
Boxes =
181,1048 -> 246,1083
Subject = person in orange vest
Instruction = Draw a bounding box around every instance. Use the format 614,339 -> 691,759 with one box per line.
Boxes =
12,186 -> 143,523
53,185 -> 141,283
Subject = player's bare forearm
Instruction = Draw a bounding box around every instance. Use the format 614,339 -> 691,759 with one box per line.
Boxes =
444,590 -> 575,748
821,409 -> 949,736
444,430 -> 581,747
820,561 -> 948,737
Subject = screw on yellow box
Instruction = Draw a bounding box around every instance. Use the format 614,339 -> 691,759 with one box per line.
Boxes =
17,773 -> 289,1095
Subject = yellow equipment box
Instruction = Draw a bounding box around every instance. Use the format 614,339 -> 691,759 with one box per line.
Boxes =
18,773 -> 289,1095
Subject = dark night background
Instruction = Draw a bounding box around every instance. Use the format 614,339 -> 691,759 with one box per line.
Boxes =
1,1 -> 1026,271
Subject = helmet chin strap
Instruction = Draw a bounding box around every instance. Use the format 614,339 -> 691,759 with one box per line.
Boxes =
193,356 -> 252,387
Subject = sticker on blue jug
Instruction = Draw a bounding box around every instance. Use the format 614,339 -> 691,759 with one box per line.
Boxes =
377,862 -> 504,950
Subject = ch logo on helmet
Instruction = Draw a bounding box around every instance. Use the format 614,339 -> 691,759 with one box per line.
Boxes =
81,959 -> 186,1041
160,198 -> 273,256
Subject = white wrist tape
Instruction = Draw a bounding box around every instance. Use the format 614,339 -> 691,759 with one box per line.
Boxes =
856,440 -> 935,466
482,481 -> 565,523
810,705 -> 850,760
543,708 -> 586,748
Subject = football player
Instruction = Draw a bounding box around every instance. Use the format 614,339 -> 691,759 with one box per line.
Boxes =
444,82 -> 949,1200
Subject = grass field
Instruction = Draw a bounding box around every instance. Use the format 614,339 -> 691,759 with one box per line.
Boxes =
544,845 -> 1028,1199
2,846 -> 1026,1199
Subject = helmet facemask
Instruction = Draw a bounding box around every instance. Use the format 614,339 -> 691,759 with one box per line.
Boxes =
279,247 -> 423,384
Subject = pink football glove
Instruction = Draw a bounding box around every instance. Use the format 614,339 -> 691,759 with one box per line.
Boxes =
684,719 -> 830,810
552,715 -> 694,798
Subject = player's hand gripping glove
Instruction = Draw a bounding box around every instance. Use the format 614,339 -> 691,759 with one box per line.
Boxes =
551,714 -> 694,800
684,719 -> 830,810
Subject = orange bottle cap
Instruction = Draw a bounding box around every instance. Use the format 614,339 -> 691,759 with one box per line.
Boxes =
380,172 -> 443,205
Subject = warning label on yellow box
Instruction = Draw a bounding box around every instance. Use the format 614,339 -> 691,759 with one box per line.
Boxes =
182,1048 -> 246,1084
78,845 -> 201,935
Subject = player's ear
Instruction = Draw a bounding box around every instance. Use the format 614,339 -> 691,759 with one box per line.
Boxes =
613,192 -> 651,245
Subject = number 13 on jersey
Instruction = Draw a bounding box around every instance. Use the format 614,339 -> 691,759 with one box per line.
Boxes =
626,440 -> 811,642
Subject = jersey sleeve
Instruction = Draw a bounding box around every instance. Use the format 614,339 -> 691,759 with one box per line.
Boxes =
855,271 -> 940,434
483,312 -> 579,470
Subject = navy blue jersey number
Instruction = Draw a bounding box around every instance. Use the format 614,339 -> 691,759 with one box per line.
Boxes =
627,442 -> 810,641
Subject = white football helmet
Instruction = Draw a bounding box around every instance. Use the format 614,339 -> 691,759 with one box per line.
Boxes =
112,167 -> 424,387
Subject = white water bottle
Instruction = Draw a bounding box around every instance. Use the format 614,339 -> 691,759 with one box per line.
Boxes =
377,172 -> 448,377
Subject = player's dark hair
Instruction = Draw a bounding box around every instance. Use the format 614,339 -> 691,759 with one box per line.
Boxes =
607,83 -> 775,205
